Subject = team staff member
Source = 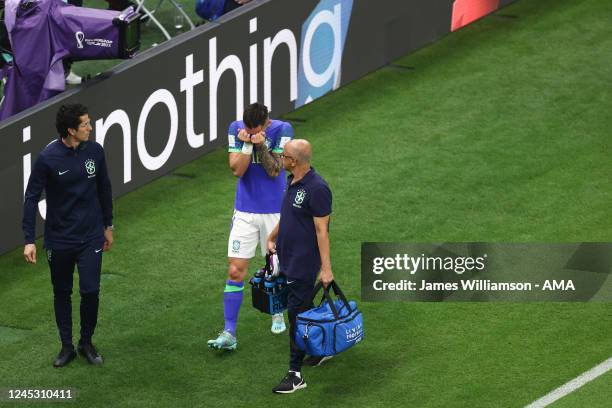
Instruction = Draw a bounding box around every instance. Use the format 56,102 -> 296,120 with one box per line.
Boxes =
23,104 -> 114,368
266,139 -> 333,394
208,103 -> 292,351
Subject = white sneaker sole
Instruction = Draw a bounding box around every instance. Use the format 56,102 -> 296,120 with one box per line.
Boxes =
207,342 -> 237,350
274,383 -> 307,394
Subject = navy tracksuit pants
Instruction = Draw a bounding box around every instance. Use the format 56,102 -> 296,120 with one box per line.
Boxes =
287,279 -> 315,372
47,240 -> 103,347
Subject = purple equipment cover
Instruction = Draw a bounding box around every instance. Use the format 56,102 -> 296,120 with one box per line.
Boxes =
0,0 -> 123,120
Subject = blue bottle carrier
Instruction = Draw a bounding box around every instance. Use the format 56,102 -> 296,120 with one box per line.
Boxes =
249,253 -> 288,314
250,280 -> 288,314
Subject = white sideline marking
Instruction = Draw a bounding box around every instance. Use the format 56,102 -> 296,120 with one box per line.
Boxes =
525,357 -> 612,408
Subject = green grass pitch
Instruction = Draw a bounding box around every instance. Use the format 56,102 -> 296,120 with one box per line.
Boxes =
1,0 -> 611,406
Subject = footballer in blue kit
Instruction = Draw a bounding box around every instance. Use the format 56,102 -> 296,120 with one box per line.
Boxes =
208,103 -> 293,351
227,119 -> 292,214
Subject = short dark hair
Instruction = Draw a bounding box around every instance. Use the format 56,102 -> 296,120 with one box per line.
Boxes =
243,102 -> 268,129
56,103 -> 88,138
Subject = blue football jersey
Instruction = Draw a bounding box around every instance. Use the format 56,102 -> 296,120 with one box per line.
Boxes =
228,120 -> 293,213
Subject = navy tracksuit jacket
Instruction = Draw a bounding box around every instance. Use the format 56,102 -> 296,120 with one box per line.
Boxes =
22,139 -> 113,249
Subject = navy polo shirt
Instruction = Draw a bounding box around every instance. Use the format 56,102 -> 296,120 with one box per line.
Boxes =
22,139 -> 113,250
276,168 -> 332,281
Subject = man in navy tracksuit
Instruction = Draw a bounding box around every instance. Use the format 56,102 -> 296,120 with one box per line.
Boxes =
23,103 -> 114,368
266,139 -> 334,394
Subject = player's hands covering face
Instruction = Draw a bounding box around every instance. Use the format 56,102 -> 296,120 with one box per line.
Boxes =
250,132 -> 266,145
237,129 -> 251,143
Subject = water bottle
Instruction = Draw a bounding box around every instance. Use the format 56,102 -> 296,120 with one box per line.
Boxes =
252,268 -> 265,289
264,272 -> 276,293
275,275 -> 285,292
174,6 -> 184,30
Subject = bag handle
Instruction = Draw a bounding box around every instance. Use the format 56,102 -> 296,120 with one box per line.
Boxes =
328,281 -> 353,314
263,252 -> 273,275
308,280 -> 352,320
308,281 -> 325,306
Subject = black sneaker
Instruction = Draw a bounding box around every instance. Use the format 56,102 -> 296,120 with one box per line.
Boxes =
272,371 -> 307,394
77,343 -> 103,365
303,355 -> 333,367
53,345 -> 76,368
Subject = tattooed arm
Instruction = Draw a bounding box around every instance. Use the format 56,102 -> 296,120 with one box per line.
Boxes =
257,142 -> 282,177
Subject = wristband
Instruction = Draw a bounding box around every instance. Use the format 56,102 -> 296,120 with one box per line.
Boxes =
241,143 -> 253,155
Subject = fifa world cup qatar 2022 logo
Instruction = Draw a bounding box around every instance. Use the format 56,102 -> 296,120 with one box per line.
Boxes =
75,31 -> 85,49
